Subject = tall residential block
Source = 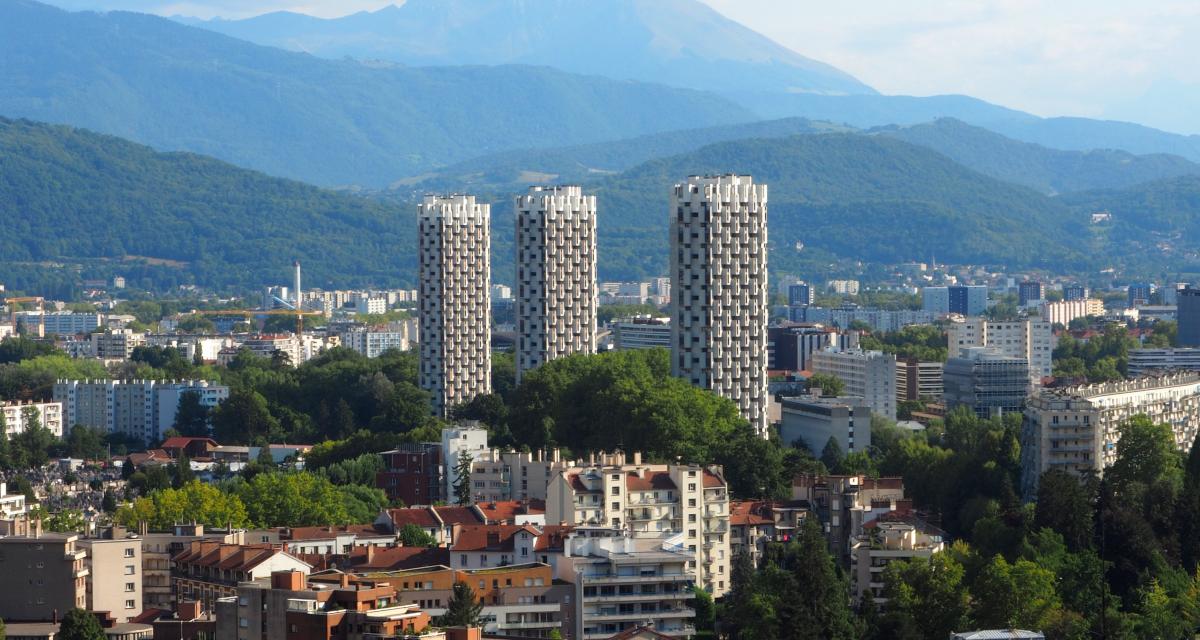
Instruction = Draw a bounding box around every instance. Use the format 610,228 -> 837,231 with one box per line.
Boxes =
418,194 -> 492,416
515,185 -> 598,382
922,285 -> 987,316
811,348 -> 898,420
1018,280 -> 1043,307
1179,287 -> 1200,347
947,317 -> 1054,383
670,175 -> 769,434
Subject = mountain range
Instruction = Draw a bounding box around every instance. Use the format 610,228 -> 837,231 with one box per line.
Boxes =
184,0 -> 874,98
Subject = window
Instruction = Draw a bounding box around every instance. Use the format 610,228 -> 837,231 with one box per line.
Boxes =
125,600 -> 135,609
611,486 -> 620,496
124,565 -> 135,575
124,548 -> 135,558
125,583 -> 135,592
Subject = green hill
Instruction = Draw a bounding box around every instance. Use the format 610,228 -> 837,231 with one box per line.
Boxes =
877,119 -> 1200,195
0,0 -> 752,188
0,117 -> 415,295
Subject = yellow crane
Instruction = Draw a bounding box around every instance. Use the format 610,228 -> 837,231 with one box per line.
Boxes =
2,296 -> 45,325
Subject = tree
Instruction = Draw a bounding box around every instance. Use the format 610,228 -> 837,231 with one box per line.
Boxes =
102,487 -> 118,513
0,615 -> 6,640
212,390 -> 279,444
1107,415 -> 1183,491
65,426 -> 107,460
174,391 -> 211,437
806,373 -> 845,397
452,453 -> 474,506
439,581 -> 483,627
398,523 -> 438,547
820,436 -> 844,473
58,609 -> 105,640
1034,469 -> 1096,552
692,587 -> 716,633
715,426 -> 791,500
173,451 -> 196,488
777,517 -> 859,639
971,555 -> 1063,631
880,553 -> 970,639
47,509 -> 86,533
1180,431 -> 1200,572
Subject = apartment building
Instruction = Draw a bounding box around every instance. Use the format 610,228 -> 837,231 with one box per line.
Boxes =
810,348 -> 897,420
850,513 -> 946,605
545,454 -> 731,596
1018,281 -> 1043,307
1022,372 -> 1200,495
92,329 -> 146,360
1039,298 -> 1105,326
922,285 -> 987,316
54,379 -> 229,444
341,322 -> 418,358
40,311 -> 103,336
670,175 -> 769,434
418,194 -> 492,417
1128,348 -> 1200,376
728,500 -> 809,568
515,185 -> 598,382
793,306 -> 939,333
214,571 -> 434,640
0,400 -> 64,438
470,449 -> 570,504
172,541 -> 311,612
373,505 -> 486,545
792,474 -> 908,563
895,358 -> 944,402
0,531 -> 89,622
79,536 -> 143,623
556,528 -> 696,640
943,348 -> 1031,419
377,443 -> 443,506
947,317 -> 1054,382
136,523 -> 246,610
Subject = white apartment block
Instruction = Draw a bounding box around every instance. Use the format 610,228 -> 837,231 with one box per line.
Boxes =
79,537 -> 143,623
54,379 -> 229,444
851,518 -> 945,605
470,449 -> 571,504
828,280 -> 860,295
342,319 -> 418,358
1039,299 -> 1105,327
670,175 -> 769,434
41,312 -> 102,336
1,400 -> 64,438
556,528 -> 697,639
419,194 -> 492,417
810,348 -> 898,420
1022,372 -> 1200,496
795,306 -> 939,333
947,317 -> 1054,383
442,425 -> 491,502
1129,348 -> 1200,377
515,186 -> 598,382
353,295 -> 388,316
546,453 -> 732,596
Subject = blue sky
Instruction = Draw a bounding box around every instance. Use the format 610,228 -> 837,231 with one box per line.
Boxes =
42,0 -> 1200,135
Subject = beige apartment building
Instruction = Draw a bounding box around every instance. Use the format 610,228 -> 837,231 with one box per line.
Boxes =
546,453 -> 732,596
79,536 -> 143,623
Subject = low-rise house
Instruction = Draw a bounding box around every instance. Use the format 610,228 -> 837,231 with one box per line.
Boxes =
850,511 -> 946,605
171,541 -> 311,611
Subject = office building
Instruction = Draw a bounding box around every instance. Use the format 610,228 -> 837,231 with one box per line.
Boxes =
1,400 -> 64,438
1062,284 -> 1089,301
1179,287 -> 1200,347
1129,348 -> 1200,376
947,317 -> 1053,383
546,453 -> 731,596
40,311 -> 102,336
943,348 -> 1030,419
922,285 -> 987,316
1128,282 -> 1154,307
78,536 -> 143,623
0,530 -> 89,622
515,186 -> 598,382
1022,372 -> 1200,495
54,379 -> 228,444
810,348 -> 897,420
557,528 -> 697,639
1163,283 -> 1188,306
613,317 -> 671,350
418,195 -> 492,416
895,358 -> 944,402
780,395 -> 872,454
1018,280 -> 1043,307
1039,298 -> 1105,327
767,325 -> 858,372
670,175 -> 769,434
788,283 -> 814,306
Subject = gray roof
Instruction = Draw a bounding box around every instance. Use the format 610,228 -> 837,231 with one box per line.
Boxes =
953,631 -> 1045,640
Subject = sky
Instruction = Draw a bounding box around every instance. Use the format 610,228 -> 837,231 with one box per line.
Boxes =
41,0 -> 1200,135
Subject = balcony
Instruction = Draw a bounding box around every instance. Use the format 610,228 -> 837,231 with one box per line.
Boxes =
581,573 -> 693,584
584,591 -> 691,603
500,621 -> 562,631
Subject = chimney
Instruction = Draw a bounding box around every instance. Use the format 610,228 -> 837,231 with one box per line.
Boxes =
176,600 -> 202,621
34,516 -> 42,539
365,545 -> 375,565
632,452 -> 641,465
271,570 -> 304,591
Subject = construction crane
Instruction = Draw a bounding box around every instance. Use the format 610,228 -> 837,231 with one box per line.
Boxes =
2,296 -> 45,325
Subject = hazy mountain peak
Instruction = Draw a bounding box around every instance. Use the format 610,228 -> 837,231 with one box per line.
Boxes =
188,0 -> 875,96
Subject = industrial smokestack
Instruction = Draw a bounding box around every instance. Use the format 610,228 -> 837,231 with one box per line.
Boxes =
293,261 -> 302,310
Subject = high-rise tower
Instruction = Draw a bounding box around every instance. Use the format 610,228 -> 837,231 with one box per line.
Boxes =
670,175 -> 769,434
418,194 -> 492,416
515,185 -> 598,381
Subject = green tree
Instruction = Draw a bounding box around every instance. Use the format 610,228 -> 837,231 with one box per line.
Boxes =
1107,415 -> 1183,491
1034,469 -> 1096,552
439,581 -> 483,627
211,389 -> 279,444
820,436 -> 844,473
47,509 -> 86,533
65,425 -> 107,460
778,517 -> 859,639
173,451 -> 196,488
880,553 -> 970,639
692,587 -> 715,633
714,426 -> 791,499
0,615 -> 6,640
453,453 -> 474,506
806,373 -> 845,397
1131,579 -> 1192,639
398,523 -> 438,547
970,555 -> 1063,631
1180,432 -> 1200,572
58,609 -> 105,640
102,487 -> 118,513
174,391 -> 211,437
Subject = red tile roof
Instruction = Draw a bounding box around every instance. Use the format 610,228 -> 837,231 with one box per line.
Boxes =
172,541 -> 308,573
350,546 -> 451,571
702,469 -> 725,488
450,525 -> 540,553
729,501 -> 774,527
384,507 -> 441,528
625,471 -> 676,492
432,505 -> 483,526
475,499 -> 545,524
281,524 -> 390,541
160,436 -> 218,449
569,473 -> 598,493
534,525 -> 573,552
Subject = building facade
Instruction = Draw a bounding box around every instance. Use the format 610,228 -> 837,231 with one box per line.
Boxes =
79,537 -> 143,623
670,175 -> 769,434
780,395 -> 872,454
612,317 -> 671,351
515,186 -> 598,382
943,348 -> 1030,419
377,443 -> 443,507
810,348 -> 897,420
767,325 -> 858,373
0,532 -> 89,622
418,194 -> 492,417
1022,372 -> 1200,495
1179,287 -> 1200,347
1018,281 -> 1043,307
1129,348 -> 1200,376
947,317 -> 1054,383
1039,299 -> 1105,327
54,379 -> 228,444
895,358 -> 944,402
922,285 -> 987,316
1,400 -> 64,438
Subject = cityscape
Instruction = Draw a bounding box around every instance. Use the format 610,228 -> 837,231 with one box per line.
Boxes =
2,1 -> 1200,640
